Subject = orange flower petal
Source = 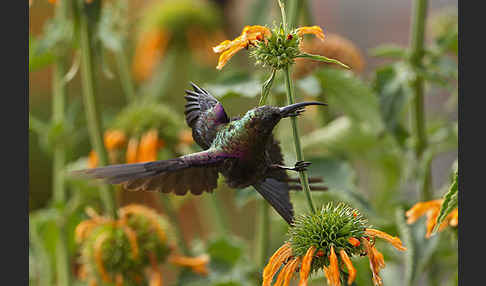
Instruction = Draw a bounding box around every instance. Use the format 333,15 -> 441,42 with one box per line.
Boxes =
263,243 -> 292,286
104,130 -> 127,150
126,138 -> 139,164
282,258 -> 300,286
149,253 -> 163,286
298,246 -> 316,286
169,254 -> 210,276
132,29 -> 170,82
448,208 -> 459,227
296,26 -> 326,41
365,229 -> 407,251
88,150 -> 98,168
138,130 -> 160,162
323,246 -> 341,286
119,204 -> 166,243
115,274 -> 123,286
339,250 -> 357,285
405,200 -> 442,224
273,257 -> 298,286
363,239 -> 385,286
120,225 -> 139,259
93,232 -> 112,283
213,25 -> 271,70
216,44 -> 246,70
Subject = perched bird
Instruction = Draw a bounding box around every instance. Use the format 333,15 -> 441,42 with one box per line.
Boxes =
75,83 -> 326,224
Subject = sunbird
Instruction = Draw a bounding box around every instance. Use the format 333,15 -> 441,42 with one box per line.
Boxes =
75,83 -> 326,224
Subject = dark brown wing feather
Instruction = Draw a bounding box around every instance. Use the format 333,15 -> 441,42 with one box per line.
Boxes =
122,166 -> 219,195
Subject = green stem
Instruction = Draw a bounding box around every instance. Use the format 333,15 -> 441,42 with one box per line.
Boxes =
283,66 -> 316,213
78,3 -> 116,217
114,47 -> 136,103
409,0 -> 432,200
51,1 -> 70,285
159,196 -> 191,255
256,200 -> 270,268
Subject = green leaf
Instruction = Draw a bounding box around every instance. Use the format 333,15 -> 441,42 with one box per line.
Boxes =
207,237 -> 243,266
296,53 -> 350,69
370,44 -> 408,59
29,36 -> 56,72
433,168 -> 458,234
373,63 -> 414,145
30,17 -> 73,72
313,68 -> 384,132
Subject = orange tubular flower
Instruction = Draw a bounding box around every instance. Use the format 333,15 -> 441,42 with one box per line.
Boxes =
365,229 -> 407,251
137,130 -> 160,162
213,25 -> 272,70
339,250 -> 357,285
262,242 -> 293,286
298,246 -> 316,286
169,254 -> 210,276
126,138 -> 139,164
296,26 -> 326,41
406,199 -> 458,238
132,29 -> 170,82
323,246 -> 341,286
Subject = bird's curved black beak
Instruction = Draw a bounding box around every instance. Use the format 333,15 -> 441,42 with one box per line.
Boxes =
279,101 -> 327,118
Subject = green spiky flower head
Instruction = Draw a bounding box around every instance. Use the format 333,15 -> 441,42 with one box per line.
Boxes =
250,24 -> 301,70
288,202 -> 368,272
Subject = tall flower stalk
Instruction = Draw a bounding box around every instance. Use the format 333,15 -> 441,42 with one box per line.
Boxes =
77,0 -> 116,217
50,1 -> 71,284
409,0 -> 432,201
279,0 -> 316,213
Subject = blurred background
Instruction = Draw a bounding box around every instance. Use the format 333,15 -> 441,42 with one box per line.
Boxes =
29,0 -> 458,285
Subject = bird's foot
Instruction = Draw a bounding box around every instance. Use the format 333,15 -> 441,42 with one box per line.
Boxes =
286,108 -> 306,118
293,161 -> 312,172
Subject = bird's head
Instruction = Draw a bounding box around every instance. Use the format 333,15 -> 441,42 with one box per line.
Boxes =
244,102 -> 327,135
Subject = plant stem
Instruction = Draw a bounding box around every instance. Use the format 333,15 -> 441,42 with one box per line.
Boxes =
409,0 -> 432,200
78,3 -> 116,217
114,47 -> 136,103
256,200 -> 270,268
51,1 -> 70,285
159,196 -> 191,255
283,66 -> 316,213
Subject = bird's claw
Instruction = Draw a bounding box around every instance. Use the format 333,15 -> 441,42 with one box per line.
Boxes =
287,108 -> 306,117
294,161 -> 312,172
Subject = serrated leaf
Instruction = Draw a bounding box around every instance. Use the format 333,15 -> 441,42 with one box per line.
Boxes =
433,168 -> 458,234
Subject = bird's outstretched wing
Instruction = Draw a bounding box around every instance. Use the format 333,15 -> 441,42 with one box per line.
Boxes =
185,82 -> 229,149
75,149 -> 232,195
253,179 -> 294,224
